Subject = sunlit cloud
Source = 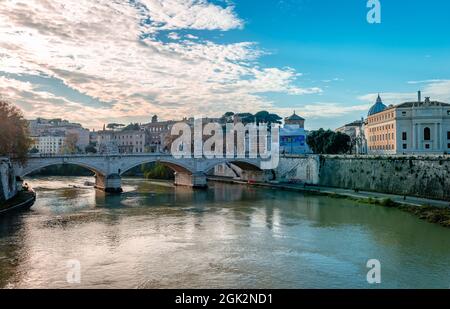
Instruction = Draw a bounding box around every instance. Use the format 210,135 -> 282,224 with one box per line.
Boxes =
0,0 -> 321,128
359,79 -> 450,106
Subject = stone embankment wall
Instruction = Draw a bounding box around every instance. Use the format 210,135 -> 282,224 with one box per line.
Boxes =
275,155 -> 320,185
208,155 -> 450,201
0,157 -> 17,203
317,155 -> 450,201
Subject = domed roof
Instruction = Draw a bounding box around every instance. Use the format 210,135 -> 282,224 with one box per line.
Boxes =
286,111 -> 305,121
368,94 -> 387,116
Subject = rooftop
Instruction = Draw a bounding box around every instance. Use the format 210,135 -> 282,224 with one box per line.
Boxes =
285,111 -> 305,121
368,94 -> 387,116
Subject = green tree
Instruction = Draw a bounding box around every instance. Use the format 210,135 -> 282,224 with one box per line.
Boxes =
141,162 -> 174,180
254,111 -> 282,125
307,129 -> 351,154
122,123 -> 141,131
85,144 -> 97,154
0,100 -> 32,164
106,123 -> 125,130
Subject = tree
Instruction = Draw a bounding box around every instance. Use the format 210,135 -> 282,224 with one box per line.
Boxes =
64,132 -> 79,154
307,129 -> 351,154
254,111 -> 282,125
0,100 -> 32,164
122,123 -> 141,131
141,162 -> 174,180
85,144 -> 97,154
106,123 -> 125,130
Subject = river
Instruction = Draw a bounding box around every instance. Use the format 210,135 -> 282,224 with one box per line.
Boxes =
1,176 -> 450,288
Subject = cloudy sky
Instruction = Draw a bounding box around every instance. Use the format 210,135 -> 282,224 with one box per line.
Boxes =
1,0 -> 450,130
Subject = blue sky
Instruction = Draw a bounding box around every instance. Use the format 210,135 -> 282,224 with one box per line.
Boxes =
1,0 -> 449,130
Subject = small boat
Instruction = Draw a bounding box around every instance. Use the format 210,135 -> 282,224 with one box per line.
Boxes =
0,189 -> 36,215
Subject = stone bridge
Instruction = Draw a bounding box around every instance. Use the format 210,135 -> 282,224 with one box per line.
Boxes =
15,154 -> 263,193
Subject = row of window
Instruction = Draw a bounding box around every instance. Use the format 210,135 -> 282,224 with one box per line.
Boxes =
369,123 -> 394,132
370,133 -> 395,142
114,135 -> 143,139
402,130 -> 450,141
119,141 -> 144,146
148,126 -> 169,132
369,112 -> 395,124
369,144 -> 395,151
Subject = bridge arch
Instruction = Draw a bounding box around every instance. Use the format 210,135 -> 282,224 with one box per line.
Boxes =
118,158 -> 196,176
202,158 -> 262,174
18,160 -> 106,178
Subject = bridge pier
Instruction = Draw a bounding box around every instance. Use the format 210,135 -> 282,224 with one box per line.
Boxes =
95,173 -> 123,194
174,172 -> 208,189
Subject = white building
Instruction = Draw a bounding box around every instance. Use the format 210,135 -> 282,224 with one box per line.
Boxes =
365,92 -> 450,155
31,133 -> 65,155
335,119 -> 367,154
28,118 -> 90,151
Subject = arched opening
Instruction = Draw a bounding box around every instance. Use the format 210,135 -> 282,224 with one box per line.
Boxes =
205,160 -> 265,182
25,163 -> 96,177
122,162 -> 175,180
21,163 -> 102,192
424,127 -> 431,141
120,160 -> 194,180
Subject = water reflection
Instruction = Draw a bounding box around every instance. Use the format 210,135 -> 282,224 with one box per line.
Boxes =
0,177 -> 450,288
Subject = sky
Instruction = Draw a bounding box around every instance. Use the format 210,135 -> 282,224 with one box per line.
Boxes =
0,0 -> 450,130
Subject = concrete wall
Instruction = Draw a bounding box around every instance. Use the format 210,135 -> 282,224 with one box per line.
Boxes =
317,155 -> 450,201
276,155 -> 320,185
0,157 -> 17,203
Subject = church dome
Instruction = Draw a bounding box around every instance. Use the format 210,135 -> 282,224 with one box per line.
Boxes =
286,111 -> 305,121
368,94 -> 387,116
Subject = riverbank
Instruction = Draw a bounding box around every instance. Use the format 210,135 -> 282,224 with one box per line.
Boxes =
208,176 -> 450,228
0,189 -> 36,215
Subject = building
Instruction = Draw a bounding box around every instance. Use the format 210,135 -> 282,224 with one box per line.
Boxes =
280,111 -> 310,155
97,130 -> 118,154
335,119 -> 367,154
365,92 -> 450,155
28,118 -> 90,151
30,133 -> 65,155
115,130 -> 146,154
96,128 -> 146,154
142,115 -> 177,152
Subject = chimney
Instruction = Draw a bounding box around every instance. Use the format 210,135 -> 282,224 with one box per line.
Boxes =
418,91 -> 421,103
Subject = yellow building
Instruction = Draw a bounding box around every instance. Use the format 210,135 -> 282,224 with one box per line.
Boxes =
365,93 -> 450,155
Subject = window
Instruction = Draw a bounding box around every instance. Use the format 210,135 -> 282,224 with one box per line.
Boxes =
402,132 -> 407,141
424,127 -> 431,141
403,144 -> 407,150
402,111 -> 407,116
425,144 -> 430,149
448,131 -> 450,140
448,144 -> 450,149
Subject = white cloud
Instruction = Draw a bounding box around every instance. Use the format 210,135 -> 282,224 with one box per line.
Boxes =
139,0 -> 244,32
359,80 -> 450,106
167,32 -> 181,40
273,103 -> 370,119
0,0 -> 319,128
